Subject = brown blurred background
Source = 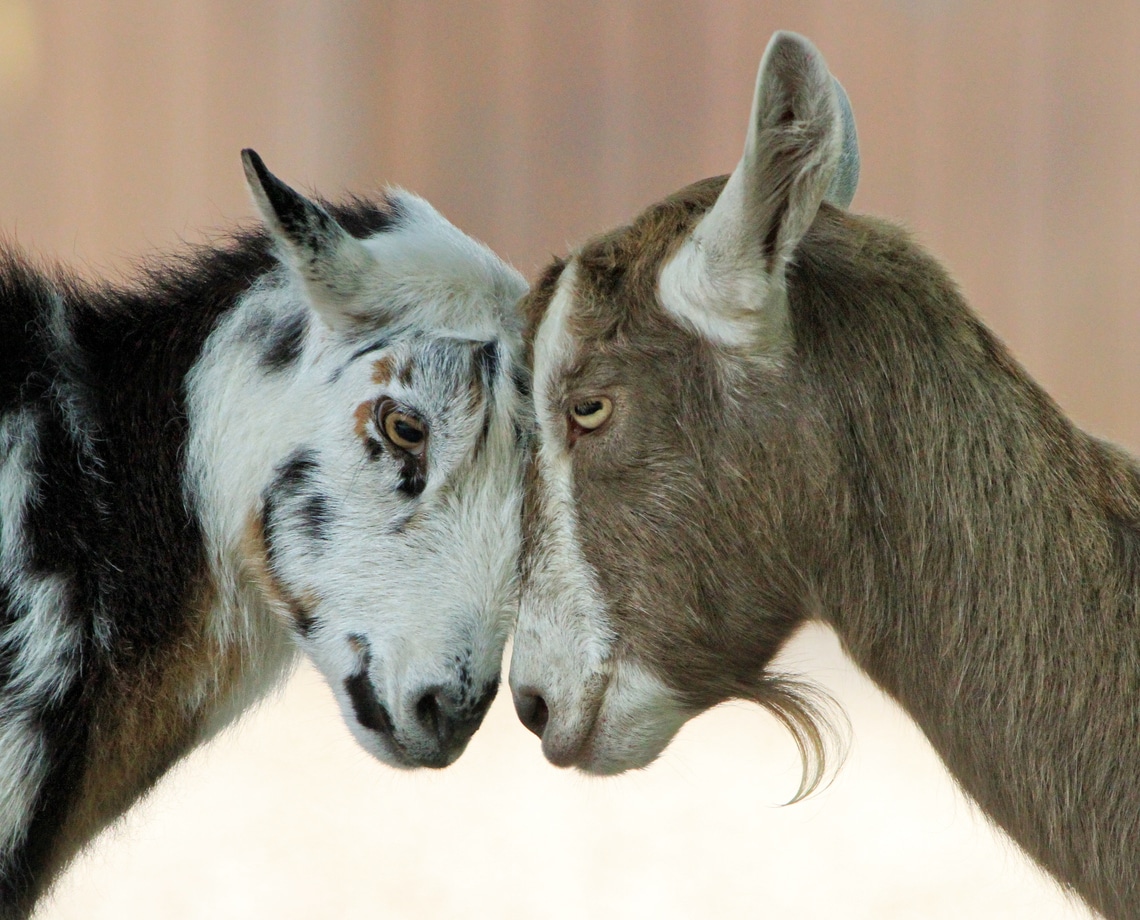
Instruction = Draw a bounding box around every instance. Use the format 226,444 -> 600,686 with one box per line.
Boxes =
4,1 -> 1133,917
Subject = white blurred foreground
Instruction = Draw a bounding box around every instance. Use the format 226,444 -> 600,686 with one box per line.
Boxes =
39,625 -> 1093,920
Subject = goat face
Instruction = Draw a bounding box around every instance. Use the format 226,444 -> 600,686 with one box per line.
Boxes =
510,32 -> 856,778
188,152 -> 529,769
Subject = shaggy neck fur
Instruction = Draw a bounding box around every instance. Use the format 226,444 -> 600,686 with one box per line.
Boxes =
781,206 -> 1140,919
524,174 -> 1140,917
0,198 -> 394,917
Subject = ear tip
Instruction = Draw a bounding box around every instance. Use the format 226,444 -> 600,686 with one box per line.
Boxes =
766,30 -> 822,60
241,148 -> 268,184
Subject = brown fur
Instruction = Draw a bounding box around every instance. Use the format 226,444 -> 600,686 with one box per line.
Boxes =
524,175 -> 1140,918
371,356 -> 395,385
242,512 -> 319,631
40,575 -> 261,894
354,400 -> 374,445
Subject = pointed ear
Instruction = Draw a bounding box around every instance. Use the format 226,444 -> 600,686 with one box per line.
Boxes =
735,31 -> 845,268
659,32 -> 851,349
241,149 -> 376,330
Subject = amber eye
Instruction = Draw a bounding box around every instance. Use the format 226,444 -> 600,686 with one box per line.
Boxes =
378,403 -> 427,455
569,396 -> 613,432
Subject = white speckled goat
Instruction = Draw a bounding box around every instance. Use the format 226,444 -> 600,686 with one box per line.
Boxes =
0,150 -> 528,917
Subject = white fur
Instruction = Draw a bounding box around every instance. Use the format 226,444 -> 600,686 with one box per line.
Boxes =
508,262 -> 632,765
657,170 -> 777,350
0,412 -> 77,853
359,193 -> 526,342
579,659 -> 689,775
186,188 -> 528,767
0,719 -> 46,856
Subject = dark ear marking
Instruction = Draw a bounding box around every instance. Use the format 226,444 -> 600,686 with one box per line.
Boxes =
242,149 -> 338,249
242,149 -> 378,330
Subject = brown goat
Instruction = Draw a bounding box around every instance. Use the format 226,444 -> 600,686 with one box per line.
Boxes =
508,31 -> 1140,920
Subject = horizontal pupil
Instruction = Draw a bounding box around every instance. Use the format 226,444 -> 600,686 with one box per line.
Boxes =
394,419 -> 423,441
574,401 -> 602,416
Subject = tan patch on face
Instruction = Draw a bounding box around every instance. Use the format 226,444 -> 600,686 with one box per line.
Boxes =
397,360 -> 414,386
371,355 -> 395,385
354,399 -> 375,443
240,512 -> 321,630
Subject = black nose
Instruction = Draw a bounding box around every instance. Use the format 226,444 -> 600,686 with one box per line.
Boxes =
414,680 -> 499,755
513,688 -> 549,738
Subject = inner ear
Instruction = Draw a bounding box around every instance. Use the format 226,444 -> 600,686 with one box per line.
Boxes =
739,31 -> 844,272
656,32 -> 847,350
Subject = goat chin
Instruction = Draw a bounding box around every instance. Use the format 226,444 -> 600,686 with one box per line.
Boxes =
534,658 -> 693,776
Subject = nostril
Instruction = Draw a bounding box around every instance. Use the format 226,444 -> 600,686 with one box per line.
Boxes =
515,690 -> 549,738
415,691 -> 445,743
531,695 -> 549,736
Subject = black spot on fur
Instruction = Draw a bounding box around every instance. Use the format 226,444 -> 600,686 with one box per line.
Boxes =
345,672 -> 394,735
510,365 -> 531,400
0,187 -> 400,910
478,340 -> 500,383
298,494 -> 333,543
292,610 -> 319,638
263,449 -> 329,554
274,449 -> 319,493
344,639 -> 394,736
360,427 -> 427,496
260,312 -> 307,372
397,457 -> 427,498
364,438 -> 385,462
350,336 -> 391,363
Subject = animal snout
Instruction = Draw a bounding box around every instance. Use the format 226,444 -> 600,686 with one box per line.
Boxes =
510,686 -> 591,768
512,687 -> 550,738
409,679 -> 499,766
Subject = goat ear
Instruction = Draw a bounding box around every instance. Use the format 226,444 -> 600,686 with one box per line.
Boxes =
241,149 -> 376,330
659,32 -> 851,349
733,31 -> 845,269
825,76 -> 860,209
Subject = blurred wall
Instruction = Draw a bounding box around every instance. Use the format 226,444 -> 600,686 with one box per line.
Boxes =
2,2 -> 1136,918
3,0 -> 1139,449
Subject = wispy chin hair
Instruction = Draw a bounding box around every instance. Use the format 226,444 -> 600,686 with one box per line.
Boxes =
751,673 -> 850,805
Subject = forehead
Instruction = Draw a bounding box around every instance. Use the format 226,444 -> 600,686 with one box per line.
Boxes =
357,192 -> 528,344
523,176 -> 728,360
351,335 -> 504,394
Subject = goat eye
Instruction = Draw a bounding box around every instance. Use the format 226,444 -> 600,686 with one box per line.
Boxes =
569,396 -> 613,432
378,402 -> 427,455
